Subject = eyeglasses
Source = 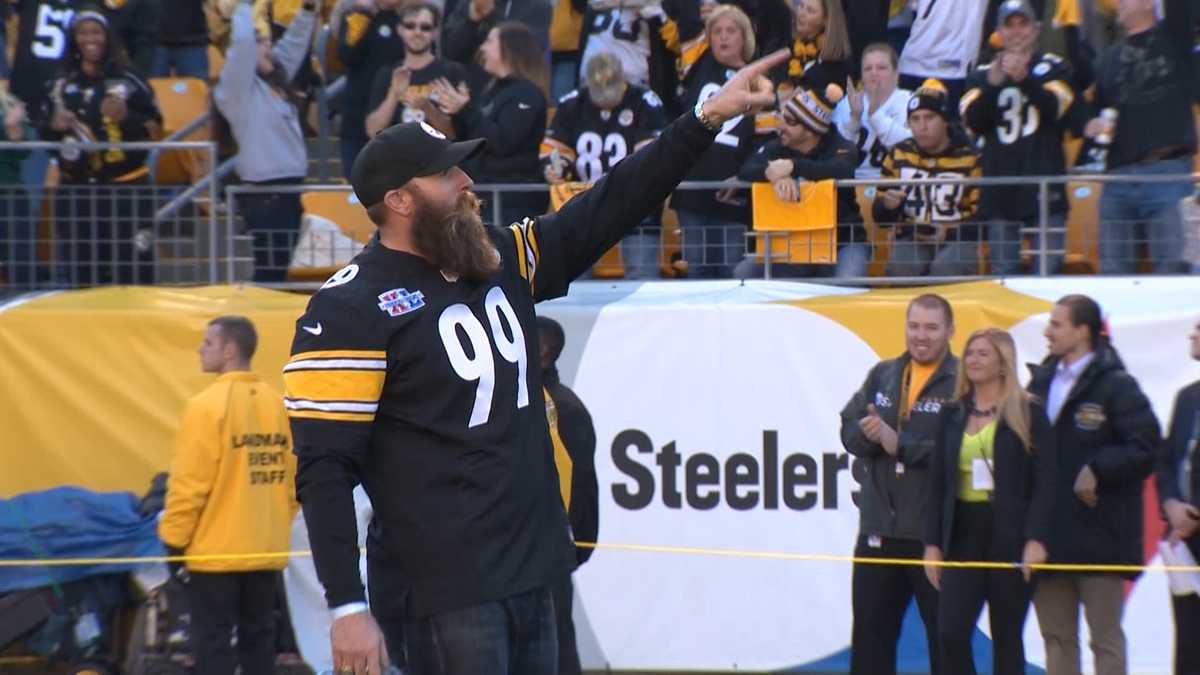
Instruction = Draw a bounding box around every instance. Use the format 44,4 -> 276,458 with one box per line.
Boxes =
402,22 -> 435,32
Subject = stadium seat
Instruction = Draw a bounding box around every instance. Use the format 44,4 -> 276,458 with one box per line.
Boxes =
149,77 -> 212,184
1064,180 -> 1101,273
855,185 -> 891,276
289,191 -> 375,281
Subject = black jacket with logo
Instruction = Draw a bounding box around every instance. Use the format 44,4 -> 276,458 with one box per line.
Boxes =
1026,343 -> 1161,577
1158,379 -> 1200,561
925,399 -> 1057,559
839,352 -> 959,542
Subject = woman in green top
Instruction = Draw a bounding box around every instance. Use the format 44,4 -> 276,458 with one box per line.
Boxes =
922,327 -> 1057,675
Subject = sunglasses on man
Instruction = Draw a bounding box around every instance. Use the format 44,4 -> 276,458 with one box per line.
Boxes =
402,21 -> 435,32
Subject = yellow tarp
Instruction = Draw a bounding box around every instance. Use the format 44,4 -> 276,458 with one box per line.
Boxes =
0,286 -> 309,498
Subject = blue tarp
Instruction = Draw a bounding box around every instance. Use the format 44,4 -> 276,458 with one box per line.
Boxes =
0,486 -> 164,593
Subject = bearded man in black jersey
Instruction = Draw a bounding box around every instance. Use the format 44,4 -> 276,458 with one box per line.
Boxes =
284,47 -> 788,675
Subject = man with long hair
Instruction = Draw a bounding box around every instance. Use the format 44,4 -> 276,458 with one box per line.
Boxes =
838,293 -> 958,675
1028,294 -> 1160,675
284,48 -> 787,675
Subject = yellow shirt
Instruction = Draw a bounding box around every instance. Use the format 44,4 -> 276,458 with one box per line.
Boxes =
958,421 -> 997,502
907,359 -> 939,411
159,371 -> 298,572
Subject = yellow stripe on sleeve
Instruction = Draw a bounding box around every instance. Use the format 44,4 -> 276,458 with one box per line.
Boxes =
285,410 -> 377,423
282,369 -> 386,404
1043,80 -> 1075,120
509,222 -> 530,282
288,349 -> 387,361
539,138 -> 577,161
958,88 -> 982,118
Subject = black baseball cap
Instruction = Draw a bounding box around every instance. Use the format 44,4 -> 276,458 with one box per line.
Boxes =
997,0 -> 1036,23
350,122 -> 486,208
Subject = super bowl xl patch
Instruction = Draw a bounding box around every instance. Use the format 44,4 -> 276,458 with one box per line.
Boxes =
378,288 -> 426,317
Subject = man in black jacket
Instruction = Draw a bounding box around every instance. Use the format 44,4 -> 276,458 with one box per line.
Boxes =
1027,294 -> 1161,675
838,293 -> 957,675
286,50 -> 785,675
536,315 -> 597,675
1158,317 -> 1200,675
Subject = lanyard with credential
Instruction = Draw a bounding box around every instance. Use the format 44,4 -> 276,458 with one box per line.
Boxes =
894,362 -> 912,476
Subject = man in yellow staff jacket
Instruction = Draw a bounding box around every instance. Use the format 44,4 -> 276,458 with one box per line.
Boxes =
159,315 -> 298,675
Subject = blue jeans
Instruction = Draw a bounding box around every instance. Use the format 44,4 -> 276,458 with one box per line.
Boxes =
406,587 -> 557,675
237,179 -> 304,283
675,208 -> 746,279
152,45 -> 210,79
550,58 -> 578,103
1098,156 -> 1193,274
987,212 -> 1066,276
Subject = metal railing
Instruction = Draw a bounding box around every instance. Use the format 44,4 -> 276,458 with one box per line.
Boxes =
2,144 -> 1196,291
0,140 -> 221,289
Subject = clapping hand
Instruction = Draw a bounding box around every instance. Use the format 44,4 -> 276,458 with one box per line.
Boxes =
846,77 -> 864,119
859,404 -> 899,456
431,78 -> 470,115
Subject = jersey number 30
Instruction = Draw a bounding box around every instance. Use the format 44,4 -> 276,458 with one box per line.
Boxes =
439,287 -> 529,428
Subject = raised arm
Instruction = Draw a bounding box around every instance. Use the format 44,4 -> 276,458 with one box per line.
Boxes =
514,49 -> 789,299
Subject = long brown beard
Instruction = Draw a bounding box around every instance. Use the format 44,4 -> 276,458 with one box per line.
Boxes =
411,190 -> 500,283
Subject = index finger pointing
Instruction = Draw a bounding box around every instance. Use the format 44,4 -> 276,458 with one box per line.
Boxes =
740,48 -> 791,79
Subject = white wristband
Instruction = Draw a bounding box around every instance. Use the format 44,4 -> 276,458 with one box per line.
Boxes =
331,602 -> 369,620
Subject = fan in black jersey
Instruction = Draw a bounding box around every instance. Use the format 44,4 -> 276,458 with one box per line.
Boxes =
363,2 -> 467,140
39,10 -> 162,285
284,49 -> 786,675
960,0 -> 1078,276
541,53 -> 665,183
671,4 -> 767,278
540,52 -> 666,278
10,0 -> 157,116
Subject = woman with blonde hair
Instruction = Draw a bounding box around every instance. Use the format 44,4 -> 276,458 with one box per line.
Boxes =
669,3 -> 761,278
923,327 -> 1057,675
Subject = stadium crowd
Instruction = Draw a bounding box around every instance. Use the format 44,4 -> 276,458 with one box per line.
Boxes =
0,0 -> 1197,284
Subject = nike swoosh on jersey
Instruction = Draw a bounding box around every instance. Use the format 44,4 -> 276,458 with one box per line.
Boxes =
303,322 -> 323,336
518,102 -> 532,110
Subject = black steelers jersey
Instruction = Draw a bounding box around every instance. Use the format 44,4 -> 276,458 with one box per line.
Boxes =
539,84 -> 666,183
11,0 -> 83,114
877,135 -> 981,239
286,111 -> 719,618
366,59 -> 469,130
960,52 -> 1078,220
671,47 -> 755,217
